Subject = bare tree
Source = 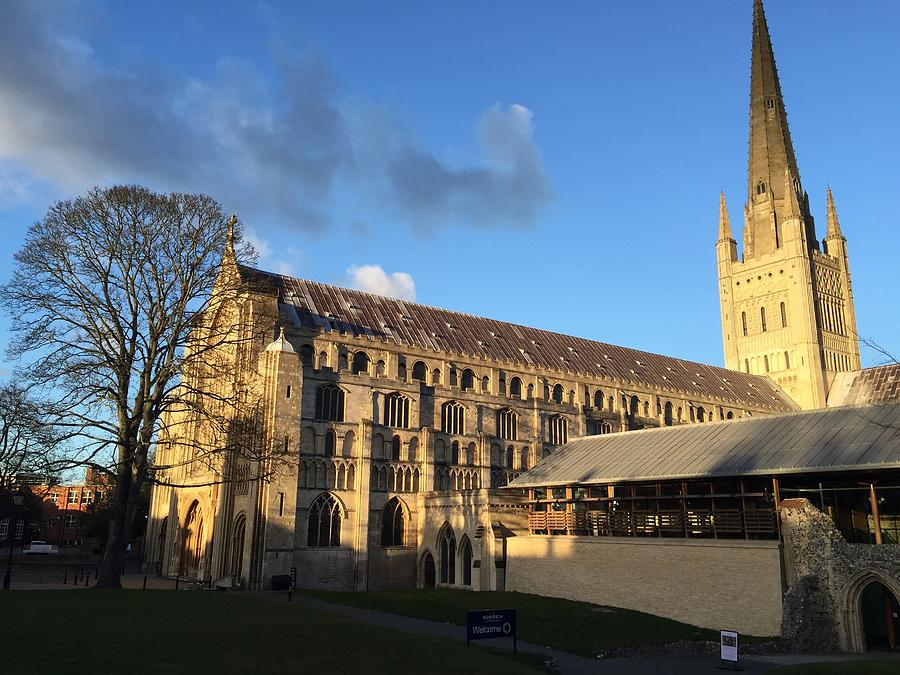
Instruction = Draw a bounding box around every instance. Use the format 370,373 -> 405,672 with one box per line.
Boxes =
0,185 -> 277,588
0,383 -> 60,496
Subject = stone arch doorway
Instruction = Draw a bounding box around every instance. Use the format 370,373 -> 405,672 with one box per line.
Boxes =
841,570 -> 900,652
156,517 -> 168,567
231,514 -> 247,581
180,501 -> 204,579
422,551 -> 436,589
860,581 -> 899,651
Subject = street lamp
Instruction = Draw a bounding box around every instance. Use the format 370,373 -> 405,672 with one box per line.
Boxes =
3,492 -> 25,590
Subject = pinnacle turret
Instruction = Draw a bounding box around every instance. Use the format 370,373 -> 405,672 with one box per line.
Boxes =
826,188 -> 843,238
718,192 -> 733,241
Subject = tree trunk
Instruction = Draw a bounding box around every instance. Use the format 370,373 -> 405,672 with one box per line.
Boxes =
95,493 -> 128,588
95,462 -> 141,589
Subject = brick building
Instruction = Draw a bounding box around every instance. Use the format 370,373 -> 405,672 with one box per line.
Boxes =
34,469 -> 110,547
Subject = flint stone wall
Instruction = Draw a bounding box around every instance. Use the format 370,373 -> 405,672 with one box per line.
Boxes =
780,498 -> 900,653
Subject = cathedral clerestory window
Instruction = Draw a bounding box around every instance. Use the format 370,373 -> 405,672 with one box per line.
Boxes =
441,401 -> 465,435
548,414 -> 568,446
384,392 -> 411,428
497,408 -> 518,441
315,385 -> 345,422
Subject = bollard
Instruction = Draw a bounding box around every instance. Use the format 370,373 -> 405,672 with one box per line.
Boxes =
63,570 -> 68,585
175,576 -> 179,591
288,586 -> 293,602
84,573 -> 89,587
143,575 -> 147,590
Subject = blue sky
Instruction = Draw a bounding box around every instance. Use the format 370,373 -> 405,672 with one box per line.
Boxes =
1,0 -> 898,370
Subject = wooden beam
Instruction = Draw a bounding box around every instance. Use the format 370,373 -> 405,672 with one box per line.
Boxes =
869,483 -> 883,545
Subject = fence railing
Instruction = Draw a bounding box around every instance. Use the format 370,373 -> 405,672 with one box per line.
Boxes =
529,506 -> 777,539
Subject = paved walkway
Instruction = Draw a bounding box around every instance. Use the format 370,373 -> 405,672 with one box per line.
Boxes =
296,596 -> 900,674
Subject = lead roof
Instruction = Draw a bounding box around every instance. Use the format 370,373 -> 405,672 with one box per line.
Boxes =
242,266 -> 797,413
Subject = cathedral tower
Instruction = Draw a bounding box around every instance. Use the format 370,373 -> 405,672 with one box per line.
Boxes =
717,0 -> 860,409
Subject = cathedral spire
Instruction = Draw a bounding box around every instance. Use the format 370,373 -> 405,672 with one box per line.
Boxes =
747,0 -> 801,207
718,192 -> 733,241
825,188 -> 843,238
782,168 -> 803,222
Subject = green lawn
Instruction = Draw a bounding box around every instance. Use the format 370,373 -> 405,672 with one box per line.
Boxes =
772,661 -> 900,674
303,588 -> 727,657
2,591 -> 545,674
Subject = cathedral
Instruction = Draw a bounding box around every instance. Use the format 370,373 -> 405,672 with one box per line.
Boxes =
145,2 -> 897,639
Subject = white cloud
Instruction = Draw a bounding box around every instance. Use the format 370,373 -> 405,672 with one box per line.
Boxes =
245,229 -> 272,260
272,259 -> 298,277
1,5 -> 553,234
347,265 -> 416,301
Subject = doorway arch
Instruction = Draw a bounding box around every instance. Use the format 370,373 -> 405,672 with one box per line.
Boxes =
231,514 -> 247,581
156,516 -> 168,568
860,581 -> 899,651
180,501 -> 204,579
421,551 -> 436,589
841,570 -> 900,652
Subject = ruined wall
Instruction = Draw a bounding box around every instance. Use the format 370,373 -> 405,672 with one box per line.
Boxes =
780,498 -> 900,653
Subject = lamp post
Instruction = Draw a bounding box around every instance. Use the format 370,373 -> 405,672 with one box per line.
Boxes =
3,492 -> 26,590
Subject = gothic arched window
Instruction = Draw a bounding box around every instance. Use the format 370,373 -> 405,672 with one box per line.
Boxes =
509,377 -> 522,399
664,401 -> 674,426
307,493 -> 342,547
391,435 -> 401,461
381,497 -> 406,547
552,384 -> 563,404
441,401 -> 465,435
315,385 -> 345,422
438,524 -> 456,585
496,408 -> 518,441
324,430 -> 336,457
594,390 -> 604,409
461,369 -> 476,391
548,415 -> 568,446
384,392 -> 411,428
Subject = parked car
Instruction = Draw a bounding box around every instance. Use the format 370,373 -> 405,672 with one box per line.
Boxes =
23,540 -> 59,554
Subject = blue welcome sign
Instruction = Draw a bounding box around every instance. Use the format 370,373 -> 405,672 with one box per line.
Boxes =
466,608 -> 517,653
